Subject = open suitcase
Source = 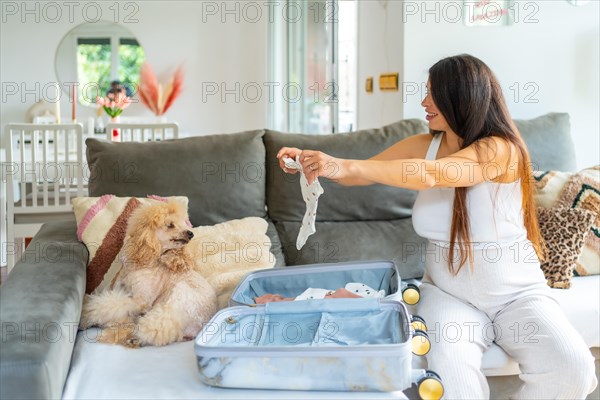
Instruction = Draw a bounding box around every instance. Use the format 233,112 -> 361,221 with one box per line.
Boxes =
194,260 -> 444,399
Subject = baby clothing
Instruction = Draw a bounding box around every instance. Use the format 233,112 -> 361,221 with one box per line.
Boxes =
344,282 -> 386,298
283,156 -> 325,250
294,288 -> 330,300
294,283 -> 385,300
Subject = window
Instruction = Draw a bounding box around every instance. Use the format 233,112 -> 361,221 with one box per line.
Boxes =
337,1 -> 357,132
118,38 -> 145,93
269,0 -> 357,134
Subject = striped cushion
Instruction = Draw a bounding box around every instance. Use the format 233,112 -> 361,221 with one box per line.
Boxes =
557,166 -> 600,276
534,167 -> 600,276
71,195 -> 189,294
533,170 -> 574,207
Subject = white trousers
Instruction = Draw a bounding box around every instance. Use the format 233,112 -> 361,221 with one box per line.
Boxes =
416,240 -> 598,400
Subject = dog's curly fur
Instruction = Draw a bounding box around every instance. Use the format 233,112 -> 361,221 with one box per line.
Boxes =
79,200 -> 217,348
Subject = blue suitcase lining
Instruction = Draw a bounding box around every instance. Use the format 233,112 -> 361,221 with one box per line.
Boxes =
233,263 -> 398,304
201,299 -> 406,348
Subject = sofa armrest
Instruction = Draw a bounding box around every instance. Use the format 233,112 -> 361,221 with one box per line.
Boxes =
1,218 -> 87,400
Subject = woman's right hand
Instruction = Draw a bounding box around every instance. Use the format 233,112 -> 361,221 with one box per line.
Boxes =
276,147 -> 302,174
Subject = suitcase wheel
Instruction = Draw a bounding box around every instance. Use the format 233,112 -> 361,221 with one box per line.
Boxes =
417,370 -> 444,400
402,284 -> 420,305
411,329 -> 430,356
411,315 -> 427,332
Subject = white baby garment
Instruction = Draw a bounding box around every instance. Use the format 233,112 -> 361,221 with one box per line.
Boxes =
344,282 -> 386,298
294,283 -> 385,300
283,156 -> 325,250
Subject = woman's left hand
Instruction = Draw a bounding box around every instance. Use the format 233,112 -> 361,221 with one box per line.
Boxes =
300,150 -> 348,185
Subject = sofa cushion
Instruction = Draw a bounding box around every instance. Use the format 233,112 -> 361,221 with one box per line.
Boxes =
266,218 -> 286,268
514,113 -> 576,172
534,167 -> 600,277
86,130 -> 267,226
264,119 -> 428,222
186,217 -> 275,309
536,206 -> 596,288
71,195 -> 190,295
551,276 -> 600,348
533,169 -> 575,207
66,328 -> 413,399
557,166 -> 600,276
482,275 -> 600,376
275,218 -> 427,279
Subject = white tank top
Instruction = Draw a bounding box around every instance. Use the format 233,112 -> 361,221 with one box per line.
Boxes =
411,132 -> 528,248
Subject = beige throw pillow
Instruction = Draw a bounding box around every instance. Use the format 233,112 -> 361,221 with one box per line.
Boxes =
72,195 -> 190,294
533,170 -> 574,207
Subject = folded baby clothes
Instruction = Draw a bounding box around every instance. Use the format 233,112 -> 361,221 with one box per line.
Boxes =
295,288 -> 331,300
282,156 -> 325,250
344,283 -> 386,298
294,283 -> 385,300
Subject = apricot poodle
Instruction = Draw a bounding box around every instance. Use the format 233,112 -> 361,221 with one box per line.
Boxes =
79,200 -> 217,347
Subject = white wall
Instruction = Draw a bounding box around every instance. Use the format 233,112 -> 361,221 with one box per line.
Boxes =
0,1 -> 269,135
401,0 -> 599,170
356,0 -> 406,129
2,0 -> 598,168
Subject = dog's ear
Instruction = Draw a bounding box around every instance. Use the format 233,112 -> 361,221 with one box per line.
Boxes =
123,211 -> 162,267
151,207 -> 168,226
166,199 -> 190,223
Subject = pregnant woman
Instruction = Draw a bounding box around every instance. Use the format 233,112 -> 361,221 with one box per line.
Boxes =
277,54 -> 597,399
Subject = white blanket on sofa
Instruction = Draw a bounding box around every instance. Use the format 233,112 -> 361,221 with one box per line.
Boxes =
62,277 -> 599,399
62,328 -> 409,399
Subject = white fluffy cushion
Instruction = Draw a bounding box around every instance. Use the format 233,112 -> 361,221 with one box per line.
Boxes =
187,217 -> 275,309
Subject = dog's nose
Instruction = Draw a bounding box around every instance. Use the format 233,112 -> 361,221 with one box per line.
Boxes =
187,230 -> 194,239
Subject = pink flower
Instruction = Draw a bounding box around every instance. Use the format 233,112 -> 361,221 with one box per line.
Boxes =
117,95 -> 132,109
114,93 -> 125,105
97,93 -> 132,117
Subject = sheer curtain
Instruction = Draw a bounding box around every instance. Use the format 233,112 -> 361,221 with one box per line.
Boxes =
268,0 -> 356,134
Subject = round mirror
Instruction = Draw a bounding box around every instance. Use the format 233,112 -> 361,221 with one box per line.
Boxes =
55,21 -> 144,107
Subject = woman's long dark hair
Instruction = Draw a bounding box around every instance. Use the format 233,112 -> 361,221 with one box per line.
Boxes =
428,54 -> 547,274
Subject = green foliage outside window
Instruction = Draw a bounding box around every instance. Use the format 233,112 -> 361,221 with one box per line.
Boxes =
77,40 -> 144,104
119,44 -> 145,95
77,43 -> 111,103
